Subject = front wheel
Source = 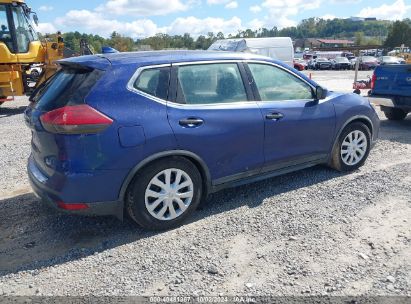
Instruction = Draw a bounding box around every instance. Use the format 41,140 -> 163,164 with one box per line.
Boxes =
126,157 -> 203,230
330,122 -> 371,172
381,106 -> 407,121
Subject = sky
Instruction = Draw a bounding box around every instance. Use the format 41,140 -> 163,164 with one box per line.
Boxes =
30,0 -> 411,38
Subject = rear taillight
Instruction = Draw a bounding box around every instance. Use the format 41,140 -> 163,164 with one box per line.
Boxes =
40,104 -> 113,134
371,73 -> 376,90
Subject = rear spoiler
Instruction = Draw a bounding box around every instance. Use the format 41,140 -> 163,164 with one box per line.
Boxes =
57,55 -> 111,71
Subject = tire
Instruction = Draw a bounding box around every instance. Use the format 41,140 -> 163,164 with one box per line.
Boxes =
330,122 -> 371,172
381,107 -> 407,121
31,70 -> 39,80
126,156 -> 203,230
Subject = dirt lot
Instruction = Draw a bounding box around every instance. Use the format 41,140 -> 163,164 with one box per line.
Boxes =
0,70 -> 410,297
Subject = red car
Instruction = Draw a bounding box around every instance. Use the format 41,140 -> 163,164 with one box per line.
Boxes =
293,59 -> 307,71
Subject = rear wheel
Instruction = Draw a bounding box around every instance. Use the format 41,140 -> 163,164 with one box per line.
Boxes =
330,122 -> 371,172
381,106 -> 407,121
126,157 -> 203,230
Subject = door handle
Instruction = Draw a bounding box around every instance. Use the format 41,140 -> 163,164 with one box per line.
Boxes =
179,118 -> 204,128
265,113 -> 284,120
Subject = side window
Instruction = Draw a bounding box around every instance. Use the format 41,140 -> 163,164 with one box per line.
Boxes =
248,63 -> 313,101
0,5 -> 13,52
176,63 -> 247,104
134,67 -> 170,100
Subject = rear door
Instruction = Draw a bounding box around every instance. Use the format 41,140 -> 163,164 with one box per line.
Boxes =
166,61 -> 265,184
245,62 -> 336,172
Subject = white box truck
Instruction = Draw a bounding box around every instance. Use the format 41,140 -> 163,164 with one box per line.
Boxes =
208,37 -> 294,67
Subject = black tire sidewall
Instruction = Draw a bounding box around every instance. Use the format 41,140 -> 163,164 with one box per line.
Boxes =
381,107 -> 407,120
334,122 -> 371,171
127,157 -> 203,230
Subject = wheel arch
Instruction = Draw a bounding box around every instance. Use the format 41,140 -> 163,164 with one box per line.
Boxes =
328,115 -> 374,163
119,150 -> 212,202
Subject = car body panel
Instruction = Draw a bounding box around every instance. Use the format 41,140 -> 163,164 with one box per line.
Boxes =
257,97 -> 336,170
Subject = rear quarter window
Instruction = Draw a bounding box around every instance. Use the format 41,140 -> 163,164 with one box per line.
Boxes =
32,67 -> 104,112
133,67 -> 170,100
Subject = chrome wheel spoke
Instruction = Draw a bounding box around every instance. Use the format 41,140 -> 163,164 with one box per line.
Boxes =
146,190 -> 163,199
174,171 -> 182,186
174,198 -> 188,212
157,204 -> 168,218
151,177 -> 166,189
176,181 -> 191,191
147,197 -> 164,212
168,203 -> 178,218
177,190 -> 193,199
164,169 -> 172,187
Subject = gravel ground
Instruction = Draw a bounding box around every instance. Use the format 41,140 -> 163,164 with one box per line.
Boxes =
0,70 -> 410,297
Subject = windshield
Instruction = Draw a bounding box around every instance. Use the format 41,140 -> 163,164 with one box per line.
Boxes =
11,5 -> 38,53
317,58 -> 328,62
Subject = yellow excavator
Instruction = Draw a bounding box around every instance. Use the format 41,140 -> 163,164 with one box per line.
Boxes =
0,0 -> 64,105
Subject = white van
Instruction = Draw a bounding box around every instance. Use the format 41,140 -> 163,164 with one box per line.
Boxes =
208,37 -> 294,67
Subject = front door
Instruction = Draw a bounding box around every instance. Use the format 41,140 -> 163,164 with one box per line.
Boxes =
246,62 -> 336,171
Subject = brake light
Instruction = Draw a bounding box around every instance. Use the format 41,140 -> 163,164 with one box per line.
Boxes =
57,201 -> 89,210
371,73 -> 376,90
40,104 -> 113,134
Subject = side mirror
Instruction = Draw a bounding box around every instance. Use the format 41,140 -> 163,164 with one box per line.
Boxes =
315,86 -> 328,100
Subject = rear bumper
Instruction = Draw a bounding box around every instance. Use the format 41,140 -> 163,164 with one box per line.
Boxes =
28,156 -> 124,220
369,96 -> 395,107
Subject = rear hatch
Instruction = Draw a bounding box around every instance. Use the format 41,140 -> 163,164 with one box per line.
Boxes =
372,65 -> 411,97
25,58 -> 110,177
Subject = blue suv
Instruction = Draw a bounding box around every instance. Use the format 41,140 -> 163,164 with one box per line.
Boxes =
25,51 -> 380,230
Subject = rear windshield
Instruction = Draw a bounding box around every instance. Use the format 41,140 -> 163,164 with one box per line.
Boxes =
32,67 -> 104,112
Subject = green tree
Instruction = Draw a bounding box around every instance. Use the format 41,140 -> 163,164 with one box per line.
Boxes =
355,31 -> 365,45
384,20 -> 411,48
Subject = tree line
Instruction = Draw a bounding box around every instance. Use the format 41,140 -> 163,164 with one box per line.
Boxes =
57,18 -> 411,53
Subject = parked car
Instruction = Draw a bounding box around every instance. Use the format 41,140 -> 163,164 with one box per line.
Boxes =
307,58 -> 317,70
358,56 -> 379,70
24,51 -> 380,230
368,64 -> 411,120
349,57 -> 357,69
312,58 -> 332,70
293,58 -> 307,71
208,37 -> 294,67
379,56 -> 401,65
331,57 -> 350,70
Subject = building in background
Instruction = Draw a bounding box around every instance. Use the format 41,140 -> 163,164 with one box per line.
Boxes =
294,38 -> 355,50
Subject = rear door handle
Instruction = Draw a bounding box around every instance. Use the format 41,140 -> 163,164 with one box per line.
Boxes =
179,118 -> 204,128
265,113 -> 284,120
